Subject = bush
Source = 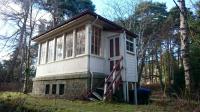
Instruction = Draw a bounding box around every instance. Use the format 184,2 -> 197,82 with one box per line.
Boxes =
172,67 -> 185,95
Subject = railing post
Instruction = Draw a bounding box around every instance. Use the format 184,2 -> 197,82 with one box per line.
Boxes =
113,67 -> 116,94
103,56 -> 123,101
134,82 -> 138,105
103,78 -> 107,101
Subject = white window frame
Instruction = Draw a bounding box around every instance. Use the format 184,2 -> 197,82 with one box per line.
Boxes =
56,35 -> 64,61
91,26 -> 101,56
47,39 -> 55,63
65,32 -> 73,58
40,42 -> 47,64
126,36 -> 134,54
76,26 -> 85,55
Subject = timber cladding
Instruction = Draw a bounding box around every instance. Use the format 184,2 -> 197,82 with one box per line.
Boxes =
32,72 -> 106,99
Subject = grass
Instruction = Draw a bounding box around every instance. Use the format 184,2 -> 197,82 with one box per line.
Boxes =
0,92 -> 199,112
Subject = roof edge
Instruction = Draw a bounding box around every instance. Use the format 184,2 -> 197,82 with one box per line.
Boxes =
32,10 -> 137,41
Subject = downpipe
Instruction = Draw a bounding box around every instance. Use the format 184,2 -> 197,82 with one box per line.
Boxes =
89,16 -> 99,91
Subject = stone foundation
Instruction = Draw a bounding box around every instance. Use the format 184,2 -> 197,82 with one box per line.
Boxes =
32,72 -> 106,99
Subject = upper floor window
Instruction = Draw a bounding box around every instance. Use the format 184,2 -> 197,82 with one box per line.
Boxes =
65,32 -> 73,57
76,27 -> 85,55
126,36 -> 134,53
56,36 -> 64,60
91,26 -> 101,55
47,39 -> 54,62
40,42 -> 47,64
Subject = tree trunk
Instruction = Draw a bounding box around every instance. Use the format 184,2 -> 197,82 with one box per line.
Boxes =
155,48 -> 164,92
137,49 -> 146,86
22,0 -> 31,94
178,0 -> 191,92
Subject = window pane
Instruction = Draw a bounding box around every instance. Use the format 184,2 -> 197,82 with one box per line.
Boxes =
65,32 -> 73,57
126,40 -> 134,53
91,26 -> 101,55
110,61 -> 114,72
126,41 -> 129,51
76,27 -> 85,55
56,36 -> 63,60
47,39 -> 54,62
40,42 -> 47,64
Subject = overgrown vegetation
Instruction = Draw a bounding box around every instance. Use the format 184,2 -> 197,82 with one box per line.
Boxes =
0,92 -> 199,112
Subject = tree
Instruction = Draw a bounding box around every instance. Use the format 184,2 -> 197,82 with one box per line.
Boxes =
37,0 -> 95,27
177,0 -> 192,92
104,1 -> 168,89
133,1 -> 168,88
0,0 -> 41,93
188,1 -> 200,95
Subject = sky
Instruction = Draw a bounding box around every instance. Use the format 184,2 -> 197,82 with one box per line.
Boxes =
0,0 -> 198,60
0,2 -> 51,60
91,0 -> 197,15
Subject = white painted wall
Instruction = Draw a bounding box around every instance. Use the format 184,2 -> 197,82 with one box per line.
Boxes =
89,31 -> 138,83
35,22 -> 138,81
120,33 -> 127,81
126,53 -> 138,82
124,36 -> 138,82
35,24 -> 91,78
36,56 -> 88,77
89,31 -> 120,75
89,56 -> 107,74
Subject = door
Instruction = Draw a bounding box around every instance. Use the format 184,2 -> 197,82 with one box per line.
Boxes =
109,36 -> 120,72
109,36 -> 121,93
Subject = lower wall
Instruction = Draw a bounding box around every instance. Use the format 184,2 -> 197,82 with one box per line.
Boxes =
32,72 -> 106,99
36,56 -> 88,77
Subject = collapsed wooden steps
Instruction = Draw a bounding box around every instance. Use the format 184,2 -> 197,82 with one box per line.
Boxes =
92,91 -> 103,100
84,56 -> 124,101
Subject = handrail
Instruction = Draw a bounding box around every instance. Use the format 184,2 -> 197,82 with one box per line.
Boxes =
83,56 -> 124,101
104,66 -> 123,96
105,56 -> 123,83
104,56 -> 124,99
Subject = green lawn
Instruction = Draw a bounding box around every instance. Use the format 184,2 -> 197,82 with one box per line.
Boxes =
0,92 -> 198,112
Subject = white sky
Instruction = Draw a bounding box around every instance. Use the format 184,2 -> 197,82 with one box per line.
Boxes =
0,1 -> 51,61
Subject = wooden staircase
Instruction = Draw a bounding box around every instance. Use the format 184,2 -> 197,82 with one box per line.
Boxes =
103,56 -> 123,101
83,56 -> 123,101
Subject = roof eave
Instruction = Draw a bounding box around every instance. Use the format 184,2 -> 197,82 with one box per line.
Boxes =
32,10 -> 137,41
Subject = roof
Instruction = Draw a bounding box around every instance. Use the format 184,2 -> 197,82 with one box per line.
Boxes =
32,10 -> 137,40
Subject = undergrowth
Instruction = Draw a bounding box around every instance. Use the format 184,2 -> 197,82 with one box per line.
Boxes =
0,92 -> 199,112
